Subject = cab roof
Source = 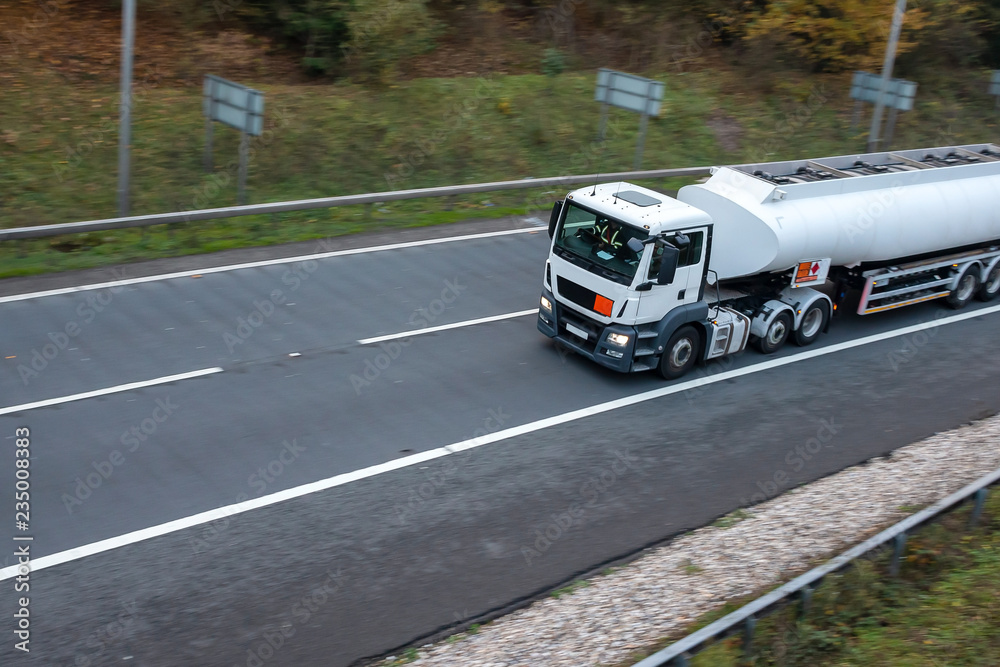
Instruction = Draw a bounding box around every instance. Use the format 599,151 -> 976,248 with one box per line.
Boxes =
566,182 -> 711,234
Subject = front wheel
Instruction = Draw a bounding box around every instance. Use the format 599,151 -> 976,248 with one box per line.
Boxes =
946,266 -> 980,309
793,300 -> 829,346
658,325 -> 701,380
976,263 -> 1000,302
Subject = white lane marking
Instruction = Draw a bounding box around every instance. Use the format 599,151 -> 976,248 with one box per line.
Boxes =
2,303 -> 998,580
358,309 -> 539,345
0,228 -> 538,304
0,367 -> 223,415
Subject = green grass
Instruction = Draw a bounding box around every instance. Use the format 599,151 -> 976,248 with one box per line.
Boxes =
713,508 -> 754,529
2,64 -> 999,278
621,491 -> 1000,667
680,558 -> 705,575
551,579 -> 591,599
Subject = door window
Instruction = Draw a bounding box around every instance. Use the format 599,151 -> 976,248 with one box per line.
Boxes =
647,231 -> 704,279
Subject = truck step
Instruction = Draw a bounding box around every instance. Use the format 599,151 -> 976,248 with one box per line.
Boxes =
634,347 -> 657,357
631,362 -> 654,372
636,330 -> 658,339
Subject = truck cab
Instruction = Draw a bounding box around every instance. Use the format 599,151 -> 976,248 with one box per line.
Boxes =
537,183 -> 716,378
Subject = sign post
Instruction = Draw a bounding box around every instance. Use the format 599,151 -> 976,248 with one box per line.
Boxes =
594,69 -> 665,169
117,0 -> 136,218
868,0 -> 907,151
202,75 -> 265,205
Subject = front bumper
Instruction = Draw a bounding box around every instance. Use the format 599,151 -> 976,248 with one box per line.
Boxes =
537,288 -> 637,373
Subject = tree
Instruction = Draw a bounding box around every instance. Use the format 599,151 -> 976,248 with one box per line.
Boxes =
745,0 -> 929,72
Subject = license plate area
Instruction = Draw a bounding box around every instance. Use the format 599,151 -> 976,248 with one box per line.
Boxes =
565,322 -> 589,340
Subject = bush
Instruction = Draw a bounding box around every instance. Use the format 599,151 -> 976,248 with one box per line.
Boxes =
229,0 -> 352,75
342,0 -> 441,82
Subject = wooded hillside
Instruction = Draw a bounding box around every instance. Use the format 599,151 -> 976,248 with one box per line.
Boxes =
50,0 -> 1000,81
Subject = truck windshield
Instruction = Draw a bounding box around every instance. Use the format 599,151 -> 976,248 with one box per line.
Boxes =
552,201 -> 646,285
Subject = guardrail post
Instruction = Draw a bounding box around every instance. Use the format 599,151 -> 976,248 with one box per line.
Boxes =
890,532 -> 907,577
671,653 -> 690,667
799,585 -> 814,618
970,488 -> 988,527
742,614 -> 757,657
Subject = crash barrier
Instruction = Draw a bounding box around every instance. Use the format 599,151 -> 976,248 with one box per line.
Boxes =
633,465 -> 1000,666
0,167 -> 711,241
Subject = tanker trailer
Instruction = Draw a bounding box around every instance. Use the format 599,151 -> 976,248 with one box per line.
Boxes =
536,144 -> 1000,379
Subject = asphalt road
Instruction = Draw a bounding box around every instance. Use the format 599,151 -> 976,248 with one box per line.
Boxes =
1,219 -> 999,666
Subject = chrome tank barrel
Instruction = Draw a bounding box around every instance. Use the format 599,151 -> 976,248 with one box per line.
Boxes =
679,153 -> 1000,281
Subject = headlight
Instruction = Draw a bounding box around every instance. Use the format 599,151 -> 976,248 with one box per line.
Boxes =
606,332 -> 630,346
540,296 -> 553,312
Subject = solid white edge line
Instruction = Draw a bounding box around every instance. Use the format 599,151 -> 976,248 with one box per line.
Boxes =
0,367 -> 224,416
2,303 -> 998,580
358,309 -> 540,345
0,228 -> 539,304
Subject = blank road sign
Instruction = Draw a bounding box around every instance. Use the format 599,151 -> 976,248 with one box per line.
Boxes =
595,69 -> 664,116
850,71 -> 917,112
203,75 -> 265,136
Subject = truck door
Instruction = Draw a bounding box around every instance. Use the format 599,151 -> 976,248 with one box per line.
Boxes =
634,228 -> 708,322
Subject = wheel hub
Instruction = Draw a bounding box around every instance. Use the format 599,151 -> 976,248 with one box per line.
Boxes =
670,339 -> 692,370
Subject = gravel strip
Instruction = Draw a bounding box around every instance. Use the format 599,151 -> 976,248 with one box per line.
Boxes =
382,413 -> 1000,667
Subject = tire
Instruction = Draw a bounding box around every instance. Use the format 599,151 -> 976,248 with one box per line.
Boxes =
658,325 -> 701,380
976,263 -> 1000,302
753,311 -> 792,354
793,300 -> 829,347
946,265 -> 980,309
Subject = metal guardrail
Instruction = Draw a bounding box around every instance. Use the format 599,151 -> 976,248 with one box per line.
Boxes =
0,167 -> 711,242
633,465 -> 1000,667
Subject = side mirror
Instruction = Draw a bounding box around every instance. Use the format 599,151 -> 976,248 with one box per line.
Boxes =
626,237 -> 645,254
672,232 -> 690,249
657,244 -> 680,285
547,201 -> 563,239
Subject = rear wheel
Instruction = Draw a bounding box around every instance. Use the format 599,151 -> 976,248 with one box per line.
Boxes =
754,311 -> 792,354
658,326 -> 701,380
946,266 -> 980,309
976,263 -> 1000,302
793,300 -> 829,346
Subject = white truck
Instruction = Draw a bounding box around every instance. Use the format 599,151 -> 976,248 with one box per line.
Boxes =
537,144 -> 1000,379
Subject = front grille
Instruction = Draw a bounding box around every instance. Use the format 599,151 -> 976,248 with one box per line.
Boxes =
556,276 -> 600,313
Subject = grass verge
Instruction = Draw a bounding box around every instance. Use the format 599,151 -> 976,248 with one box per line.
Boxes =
3,65 -> 998,279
